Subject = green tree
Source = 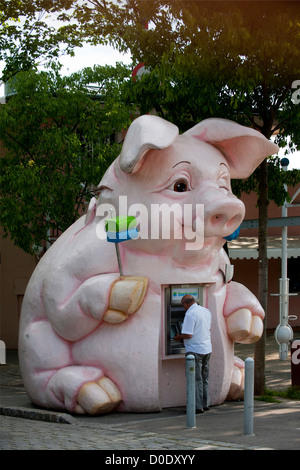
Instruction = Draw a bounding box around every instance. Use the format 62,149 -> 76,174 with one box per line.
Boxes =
0,0 -> 85,82
0,63 -> 133,254
76,0 -> 300,394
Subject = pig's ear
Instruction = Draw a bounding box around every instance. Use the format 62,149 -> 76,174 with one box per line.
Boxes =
184,118 -> 278,179
119,115 -> 179,173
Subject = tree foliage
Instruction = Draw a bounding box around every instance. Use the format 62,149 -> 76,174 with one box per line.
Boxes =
0,0 -> 85,82
0,63 -> 133,253
100,1 -> 300,212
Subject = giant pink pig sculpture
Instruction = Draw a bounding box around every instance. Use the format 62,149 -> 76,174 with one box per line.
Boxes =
19,115 -> 278,415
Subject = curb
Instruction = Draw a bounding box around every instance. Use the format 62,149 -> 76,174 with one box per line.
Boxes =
0,405 -> 79,424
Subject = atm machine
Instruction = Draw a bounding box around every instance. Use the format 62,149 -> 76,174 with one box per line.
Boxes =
164,284 -> 204,356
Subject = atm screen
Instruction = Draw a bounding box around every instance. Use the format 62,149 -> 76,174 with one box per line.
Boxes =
170,324 -> 178,339
171,286 -> 199,303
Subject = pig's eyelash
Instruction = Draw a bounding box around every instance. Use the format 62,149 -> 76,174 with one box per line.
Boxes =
97,185 -> 112,192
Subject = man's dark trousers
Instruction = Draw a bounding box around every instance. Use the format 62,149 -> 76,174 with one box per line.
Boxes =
186,352 -> 211,410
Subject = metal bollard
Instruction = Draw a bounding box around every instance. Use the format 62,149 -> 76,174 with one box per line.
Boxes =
0,340 -> 6,364
244,357 -> 254,435
186,354 -> 196,428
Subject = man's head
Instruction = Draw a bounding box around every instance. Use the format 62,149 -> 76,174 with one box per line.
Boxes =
181,294 -> 196,311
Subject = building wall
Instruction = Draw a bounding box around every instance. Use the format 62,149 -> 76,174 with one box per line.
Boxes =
231,257 -> 299,331
0,228 -> 36,348
241,190 -> 299,237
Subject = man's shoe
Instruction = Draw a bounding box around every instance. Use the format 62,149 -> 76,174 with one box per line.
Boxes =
195,409 -> 204,414
203,407 -> 209,411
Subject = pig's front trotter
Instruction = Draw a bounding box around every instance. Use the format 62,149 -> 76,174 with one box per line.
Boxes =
226,309 -> 263,344
104,276 -> 148,324
224,281 -> 264,345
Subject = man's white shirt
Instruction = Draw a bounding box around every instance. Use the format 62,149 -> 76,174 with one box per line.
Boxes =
181,303 -> 212,354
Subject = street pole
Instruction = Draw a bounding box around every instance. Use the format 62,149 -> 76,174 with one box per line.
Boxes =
186,354 -> 196,429
274,158 -> 293,360
244,357 -> 254,435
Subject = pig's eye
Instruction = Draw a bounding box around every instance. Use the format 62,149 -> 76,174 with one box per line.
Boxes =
218,164 -> 231,192
218,175 -> 231,192
173,179 -> 188,192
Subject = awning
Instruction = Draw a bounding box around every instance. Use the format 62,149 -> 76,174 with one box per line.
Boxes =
227,236 -> 300,260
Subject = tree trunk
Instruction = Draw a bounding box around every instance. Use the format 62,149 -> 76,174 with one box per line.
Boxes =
254,158 -> 268,395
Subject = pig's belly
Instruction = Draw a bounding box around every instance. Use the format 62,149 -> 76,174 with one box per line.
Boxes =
71,287 -> 234,409
207,286 -> 235,405
72,295 -> 162,412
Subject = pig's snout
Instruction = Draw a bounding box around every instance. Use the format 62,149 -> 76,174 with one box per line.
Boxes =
204,198 -> 245,238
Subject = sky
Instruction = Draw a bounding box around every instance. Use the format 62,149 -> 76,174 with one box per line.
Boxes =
58,43 -> 132,74
1,41 -> 299,170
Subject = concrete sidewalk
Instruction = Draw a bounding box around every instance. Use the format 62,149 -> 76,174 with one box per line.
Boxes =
1,335 -> 300,450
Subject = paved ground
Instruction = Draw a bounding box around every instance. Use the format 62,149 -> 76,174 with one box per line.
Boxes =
1,335 -> 300,451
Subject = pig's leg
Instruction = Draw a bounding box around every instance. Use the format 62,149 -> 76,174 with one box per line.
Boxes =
19,319 -> 122,414
43,274 -> 148,341
21,275 -> 147,414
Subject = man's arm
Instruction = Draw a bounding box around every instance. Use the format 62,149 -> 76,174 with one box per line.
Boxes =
174,333 -> 192,341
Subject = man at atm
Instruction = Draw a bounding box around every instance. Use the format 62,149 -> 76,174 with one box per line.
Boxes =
174,294 -> 212,414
